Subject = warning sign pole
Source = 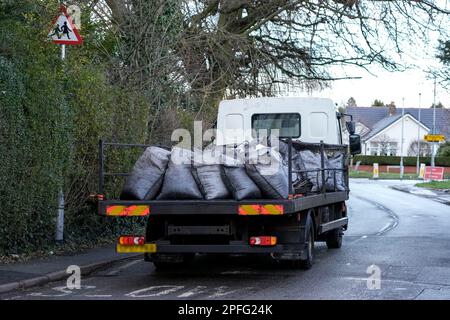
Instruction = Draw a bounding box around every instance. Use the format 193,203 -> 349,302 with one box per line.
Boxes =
61,44 -> 66,60
55,43 -> 65,244
51,3 -> 82,243
56,40 -> 65,244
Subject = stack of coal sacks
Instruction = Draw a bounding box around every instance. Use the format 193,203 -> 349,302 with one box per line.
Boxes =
120,140 -> 346,201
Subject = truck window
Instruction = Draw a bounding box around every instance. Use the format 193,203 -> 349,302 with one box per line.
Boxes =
251,113 -> 300,138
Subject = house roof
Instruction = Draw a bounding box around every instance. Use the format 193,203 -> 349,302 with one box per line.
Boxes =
346,106 -> 450,139
361,113 -> 403,141
362,113 -> 429,142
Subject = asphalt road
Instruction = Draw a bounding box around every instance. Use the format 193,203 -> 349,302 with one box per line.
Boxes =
3,179 -> 450,300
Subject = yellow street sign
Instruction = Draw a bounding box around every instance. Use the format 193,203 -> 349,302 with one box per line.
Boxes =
424,134 -> 445,142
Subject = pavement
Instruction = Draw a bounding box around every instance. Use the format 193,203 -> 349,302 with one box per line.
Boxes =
390,180 -> 450,205
2,178 -> 450,300
0,244 -> 139,294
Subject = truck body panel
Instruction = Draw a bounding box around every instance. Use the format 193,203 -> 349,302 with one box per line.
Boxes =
215,97 -> 341,146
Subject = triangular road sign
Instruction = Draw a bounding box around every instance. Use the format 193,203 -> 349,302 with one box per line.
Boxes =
48,6 -> 83,45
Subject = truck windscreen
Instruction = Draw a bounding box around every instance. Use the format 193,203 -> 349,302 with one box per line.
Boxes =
251,113 -> 301,138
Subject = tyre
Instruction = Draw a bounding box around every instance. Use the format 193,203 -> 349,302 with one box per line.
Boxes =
325,227 -> 343,249
299,222 -> 314,270
290,214 -> 314,270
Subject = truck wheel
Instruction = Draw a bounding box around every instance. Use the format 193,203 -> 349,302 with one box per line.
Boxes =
325,227 -> 343,249
299,223 -> 314,270
290,215 -> 314,270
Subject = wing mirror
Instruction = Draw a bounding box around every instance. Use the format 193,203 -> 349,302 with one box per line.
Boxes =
349,134 -> 361,155
346,121 -> 356,135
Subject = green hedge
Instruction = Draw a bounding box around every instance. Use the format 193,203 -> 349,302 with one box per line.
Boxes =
0,2 -> 148,255
354,155 -> 450,167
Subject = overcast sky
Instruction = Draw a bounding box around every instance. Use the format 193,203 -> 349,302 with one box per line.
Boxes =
311,63 -> 450,109
309,2 -> 450,109
312,68 -> 449,109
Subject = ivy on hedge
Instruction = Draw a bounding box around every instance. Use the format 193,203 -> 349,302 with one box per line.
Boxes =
0,1 -> 149,255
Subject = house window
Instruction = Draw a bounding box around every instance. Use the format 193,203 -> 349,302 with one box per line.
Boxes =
388,142 -> 397,156
370,142 -> 379,155
369,141 -> 397,156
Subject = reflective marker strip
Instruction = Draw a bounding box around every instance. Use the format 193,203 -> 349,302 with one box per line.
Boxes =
238,204 -> 283,215
238,205 -> 260,215
106,205 -> 150,216
116,243 -> 156,253
260,204 -> 284,215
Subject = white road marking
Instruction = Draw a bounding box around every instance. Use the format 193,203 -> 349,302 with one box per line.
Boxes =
177,286 -> 208,298
85,294 -> 113,298
125,285 -> 185,298
206,286 -> 254,299
343,276 -> 445,288
28,285 -> 96,297
3,296 -> 22,300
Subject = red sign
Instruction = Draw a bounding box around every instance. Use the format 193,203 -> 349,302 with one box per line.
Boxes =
424,167 -> 445,181
48,6 -> 83,45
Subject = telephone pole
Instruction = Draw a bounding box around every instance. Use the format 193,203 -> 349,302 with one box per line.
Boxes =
400,97 -> 405,179
431,77 -> 437,169
416,92 -> 421,175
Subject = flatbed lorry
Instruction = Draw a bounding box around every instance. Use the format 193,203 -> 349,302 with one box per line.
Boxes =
95,97 -> 361,269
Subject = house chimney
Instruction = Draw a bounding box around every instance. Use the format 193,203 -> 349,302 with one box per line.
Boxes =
388,101 -> 396,116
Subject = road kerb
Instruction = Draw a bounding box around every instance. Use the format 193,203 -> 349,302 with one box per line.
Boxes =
0,282 -> 20,294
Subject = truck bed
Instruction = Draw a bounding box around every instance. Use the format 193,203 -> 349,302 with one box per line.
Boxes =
99,191 -> 348,216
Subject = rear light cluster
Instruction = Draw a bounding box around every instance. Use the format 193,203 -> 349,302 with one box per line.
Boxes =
249,236 -> 277,246
119,236 -> 145,246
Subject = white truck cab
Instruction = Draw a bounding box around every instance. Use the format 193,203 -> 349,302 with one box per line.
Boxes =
215,97 -> 343,146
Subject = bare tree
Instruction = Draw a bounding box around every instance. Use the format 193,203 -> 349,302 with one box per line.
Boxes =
407,139 -> 432,157
372,134 -> 395,156
90,0 -> 450,121
433,39 -> 450,89
347,97 -> 357,107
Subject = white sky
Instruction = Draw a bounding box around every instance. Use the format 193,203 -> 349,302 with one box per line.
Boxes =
311,64 -> 450,109
308,2 -> 450,109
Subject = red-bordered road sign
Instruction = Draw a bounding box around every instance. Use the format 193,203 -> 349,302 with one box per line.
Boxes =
424,167 -> 445,181
48,5 -> 83,45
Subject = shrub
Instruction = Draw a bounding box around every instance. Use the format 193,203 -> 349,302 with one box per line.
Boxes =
353,155 -> 450,167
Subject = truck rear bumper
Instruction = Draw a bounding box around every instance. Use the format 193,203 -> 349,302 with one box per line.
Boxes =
149,241 -> 304,254
143,241 -> 308,262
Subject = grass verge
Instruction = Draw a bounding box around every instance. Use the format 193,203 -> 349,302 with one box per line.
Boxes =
415,180 -> 450,190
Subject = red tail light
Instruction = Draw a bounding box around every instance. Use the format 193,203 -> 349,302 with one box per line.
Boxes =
118,236 -> 145,246
249,236 -> 277,246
